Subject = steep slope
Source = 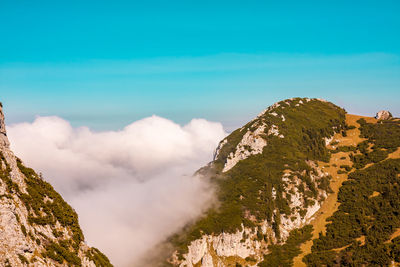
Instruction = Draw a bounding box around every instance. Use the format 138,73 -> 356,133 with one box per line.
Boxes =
166,99 -> 400,267
167,98 -> 348,266
293,114 -> 376,266
0,103 -> 112,266
302,114 -> 400,266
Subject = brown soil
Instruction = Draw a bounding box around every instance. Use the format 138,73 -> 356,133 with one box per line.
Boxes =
293,114 -> 375,267
386,228 -> 400,243
369,191 -> 380,198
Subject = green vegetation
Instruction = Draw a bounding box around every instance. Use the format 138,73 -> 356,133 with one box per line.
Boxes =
18,254 -> 29,264
0,151 -> 112,266
260,225 -> 313,266
0,152 -> 20,194
16,159 -> 84,250
21,224 -> 27,236
329,119 -> 400,170
86,248 -> 113,267
169,98 -> 346,259
358,118 -> 400,150
304,118 -> 400,266
343,119 -> 400,169
304,158 -> 400,266
339,165 -> 352,172
44,241 -> 82,266
350,149 -> 389,169
331,145 -> 356,154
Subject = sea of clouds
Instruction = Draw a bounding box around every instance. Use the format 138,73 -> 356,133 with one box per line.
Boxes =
7,115 -> 226,266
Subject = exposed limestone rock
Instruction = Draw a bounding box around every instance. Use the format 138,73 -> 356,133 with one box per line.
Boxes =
223,125 -> 267,172
171,98 -> 345,267
279,161 -> 329,240
257,102 -> 281,118
213,139 -> 227,160
0,103 -> 10,147
177,159 -> 330,266
222,123 -> 286,172
375,110 -> 392,120
212,227 -> 261,258
178,225 -> 265,267
267,124 -> 284,138
201,253 -> 213,267
324,136 -> 334,146
0,103 -> 110,266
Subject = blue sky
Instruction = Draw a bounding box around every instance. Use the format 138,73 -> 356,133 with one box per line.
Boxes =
1,0 -> 399,130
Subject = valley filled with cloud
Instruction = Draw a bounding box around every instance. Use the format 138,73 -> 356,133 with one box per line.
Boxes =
7,115 -> 226,266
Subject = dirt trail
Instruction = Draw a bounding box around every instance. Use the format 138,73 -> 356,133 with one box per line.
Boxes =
293,114 -> 375,267
387,228 -> 400,243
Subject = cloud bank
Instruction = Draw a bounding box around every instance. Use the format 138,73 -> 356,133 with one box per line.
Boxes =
7,115 -> 226,266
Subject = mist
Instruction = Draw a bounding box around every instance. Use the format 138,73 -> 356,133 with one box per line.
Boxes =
7,115 -> 226,266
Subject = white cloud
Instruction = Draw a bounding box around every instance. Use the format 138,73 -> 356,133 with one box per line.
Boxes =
7,115 -> 226,266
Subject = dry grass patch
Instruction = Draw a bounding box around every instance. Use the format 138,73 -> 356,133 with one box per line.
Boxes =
332,243 -> 351,252
388,148 -> 400,159
386,228 -> 400,244
369,191 -> 380,198
293,114 -> 373,267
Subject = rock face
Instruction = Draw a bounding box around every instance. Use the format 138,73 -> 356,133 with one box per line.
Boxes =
169,98 -> 347,266
177,161 -> 330,267
221,124 -> 267,172
0,102 -> 10,147
0,103 -> 112,266
375,110 -> 392,120
176,225 -> 264,267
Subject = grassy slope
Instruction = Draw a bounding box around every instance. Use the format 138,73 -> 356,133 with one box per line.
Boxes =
302,116 -> 400,266
169,98 -> 347,264
293,114 -> 376,266
0,154 -> 112,267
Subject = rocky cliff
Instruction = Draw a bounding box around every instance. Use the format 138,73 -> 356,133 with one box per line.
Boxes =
167,98 -> 347,266
166,98 -> 400,267
0,103 -> 112,266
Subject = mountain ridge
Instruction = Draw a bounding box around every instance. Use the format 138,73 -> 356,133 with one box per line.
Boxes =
0,103 -> 112,266
165,98 -> 400,267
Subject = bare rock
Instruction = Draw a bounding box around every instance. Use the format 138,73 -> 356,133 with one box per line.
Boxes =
0,102 -> 110,266
0,103 -> 10,147
375,110 -> 392,120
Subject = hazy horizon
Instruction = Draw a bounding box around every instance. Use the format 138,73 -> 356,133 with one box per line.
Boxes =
1,1 -> 400,265
1,1 -> 400,131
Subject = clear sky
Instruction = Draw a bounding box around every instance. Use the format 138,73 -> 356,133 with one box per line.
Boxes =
1,0 -> 399,131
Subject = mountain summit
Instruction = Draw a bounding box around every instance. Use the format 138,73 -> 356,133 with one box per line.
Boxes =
167,98 -> 400,267
0,103 -> 112,266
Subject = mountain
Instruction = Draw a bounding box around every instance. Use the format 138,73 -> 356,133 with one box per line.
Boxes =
0,103 -> 112,266
165,98 -> 400,267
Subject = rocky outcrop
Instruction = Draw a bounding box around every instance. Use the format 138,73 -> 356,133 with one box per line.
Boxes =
213,139 -> 227,160
0,102 -> 9,147
221,122 -> 284,172
375,110 -> 392,120
170,98 -> 347,267
177,225 -> 265,267
0,103 -> 111,266
177,161 -> 329,267
222,124 -> 267,172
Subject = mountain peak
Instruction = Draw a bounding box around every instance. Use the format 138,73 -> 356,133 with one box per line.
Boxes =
168,98 -> 348,266
167,98 -> 400,267
0,102 -> 10,147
